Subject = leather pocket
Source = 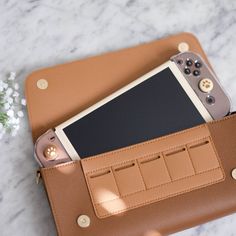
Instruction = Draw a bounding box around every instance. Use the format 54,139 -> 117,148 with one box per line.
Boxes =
164,147 -> 195,180
113,161 -> 145,196
82,124 -> 224,218
87,168 -> 119,204
138,154 -> 171,188
188,138 -> 219,173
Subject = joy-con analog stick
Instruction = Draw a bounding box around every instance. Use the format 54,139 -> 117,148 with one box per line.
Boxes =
44,145 -> 58,160
199,78 -> 214,93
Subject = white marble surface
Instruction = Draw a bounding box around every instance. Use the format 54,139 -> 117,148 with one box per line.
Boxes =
1,0 -> 236,235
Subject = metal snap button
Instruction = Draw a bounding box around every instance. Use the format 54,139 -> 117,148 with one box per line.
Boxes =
77,215 -> 90,228
231,169 -> 236,180
37,79 -> 48,90
178,42 -> 189,52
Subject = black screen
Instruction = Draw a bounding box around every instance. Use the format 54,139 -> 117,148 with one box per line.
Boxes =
63,68 -> 204,158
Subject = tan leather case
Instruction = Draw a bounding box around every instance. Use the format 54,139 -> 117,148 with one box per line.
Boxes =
25,33 -> 236,236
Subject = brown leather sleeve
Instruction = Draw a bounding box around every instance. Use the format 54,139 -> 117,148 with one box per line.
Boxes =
25,33 -> 236,236
40,114 -> 236,236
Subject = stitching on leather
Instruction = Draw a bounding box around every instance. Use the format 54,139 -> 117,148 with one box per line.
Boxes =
111,161 -> 147,197
95,166 -> 221,204
87,163 -> 222,204
186,144 -> 197,174
85,136 -> 225,212
161,152 -> 172,181
85,136 -> 211,177
84,136 -> 210,174
110,167 -> 121,197
136,160 -> 148,190
95,168 -> 224,218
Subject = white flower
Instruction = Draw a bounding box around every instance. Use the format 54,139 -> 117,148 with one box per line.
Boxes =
0,72 -> 25,138
8,72 -> 16,81
7,97 -> 13,104
15,118 -> 20,124
21,98 -> 26,106
14,97 -> 19,103
0,81 -> 3,92
12,91 -> 19,97
14,83 -> 19,90
17,111 -> 24,118
8,117 -> 19,125
10,72 -> 16,77
13,124 -> 20,130
3,82 -> 8,89
7,109 -> 14,117
6,88 -> 13,96
4,103 -> 10,110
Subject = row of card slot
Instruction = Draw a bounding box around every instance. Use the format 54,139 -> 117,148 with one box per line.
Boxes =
87,138 -> 220,204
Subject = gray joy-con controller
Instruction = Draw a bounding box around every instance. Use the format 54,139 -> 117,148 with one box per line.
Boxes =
171,52 -> 231,119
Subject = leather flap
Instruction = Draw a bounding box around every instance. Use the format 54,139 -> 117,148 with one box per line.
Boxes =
81,123 -> 224,218
25,32 -> 211,141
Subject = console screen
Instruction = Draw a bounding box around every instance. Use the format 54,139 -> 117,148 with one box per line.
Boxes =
63,68 -> 205,158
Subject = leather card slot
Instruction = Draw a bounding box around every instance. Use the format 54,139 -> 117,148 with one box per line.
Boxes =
165,147 -> 186,156
114,162 -> 135,172
189,140 -> 209,149
139,155 -> 160,164
164,146 -> 195,180
87,168 -> 120,204
90,170 -> 111,178
113,161 -> 145,196
188,138 -> 220,173
139,154 -> 171,189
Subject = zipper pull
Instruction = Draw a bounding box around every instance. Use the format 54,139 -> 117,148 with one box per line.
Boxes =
36,170 -> 41,184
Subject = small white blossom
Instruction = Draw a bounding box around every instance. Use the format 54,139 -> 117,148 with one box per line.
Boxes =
7,97 -> 14,104
21,98 -> 26,106
17,111 -> 24,118
14,83 -> 19,90
9,117 -> 20,125
8,72 -> 16,81
0,72 -> 25,139
4,103 -> 10,110
7,109 -> 14,117
0,82 -> 3,92
10,72 -> 16,77
13,91 -> 19,97
6,88 -> 13,96
3,82 -> 8,89
14,124 -> 20,130
14,97 -> 19,103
